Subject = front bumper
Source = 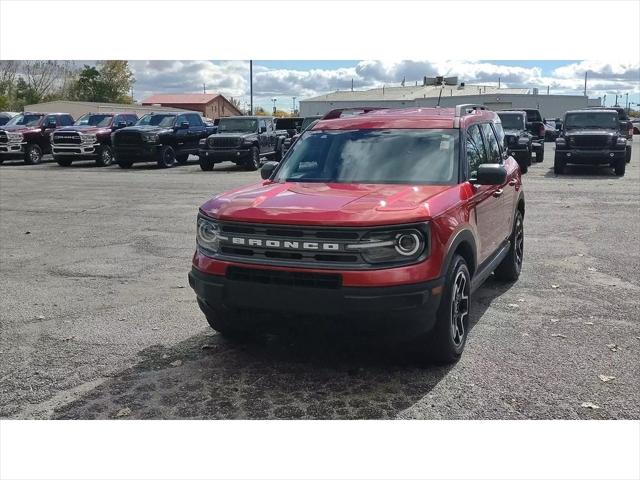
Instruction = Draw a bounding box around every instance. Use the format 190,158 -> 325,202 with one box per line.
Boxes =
113,144 -> 161,162
0,142 -> 25,154
188,266 -> 444,337
52,143 -> 102,157
557,148 -> 626,164
199,148 -> 252,163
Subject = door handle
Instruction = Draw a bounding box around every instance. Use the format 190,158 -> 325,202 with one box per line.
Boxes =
508,179 -> 517,186
493,189 -> 504,198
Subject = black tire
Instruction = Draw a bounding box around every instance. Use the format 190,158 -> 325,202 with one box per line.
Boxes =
554,154 -> 565,174
95,145 -> 114,167
199,156 -> 214,171
198,299 -> 253,341
24,144 -> 43,165
56,157 -> 73,167
176,154 -> 189,165
422,255 -> 471,364
625,146 -> 631,163
614,157 -> 626,176
274,147 -> 282,162
494,210 -> 524,281
245,146 -> 260,171
157,145 -> 176,168
526,148 -> 532,167
118,159 -> 133,169
536,145 -> 544,163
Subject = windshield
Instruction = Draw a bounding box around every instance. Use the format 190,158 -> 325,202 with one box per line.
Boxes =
565,112 -> 619,130
75,114 -> 113,127
136,114 -> 176,127
523,110 -> 542,122
275,129 -> 458,185
498,113 -> 525,130
217,118 -> 258,133
6,114 -> 43,127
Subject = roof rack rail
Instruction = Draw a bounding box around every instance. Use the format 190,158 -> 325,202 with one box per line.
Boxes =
454,104 -> 487,117
321,107 -> 387,120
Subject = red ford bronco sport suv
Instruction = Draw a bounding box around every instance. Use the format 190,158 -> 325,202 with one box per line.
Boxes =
189,105 -> 525,363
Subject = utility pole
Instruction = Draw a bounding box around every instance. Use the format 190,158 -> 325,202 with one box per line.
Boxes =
292,96 -> 296,115
203,83 -> 206,94
547,85 -> 550,95
584,71 -> 588,96
615,94 -> 619,106
249,60 -> 253,115
351,78 -> 354,91
498,77 -> 501,89
625,93 -> 629,111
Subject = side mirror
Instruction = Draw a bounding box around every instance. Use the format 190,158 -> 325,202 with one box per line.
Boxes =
179,121 -> 189,129
44,121 -> 56,129
260,126 -> 267,133
260,161 -> 278,180
474,164 -> 507,185
116,121 -> 127,129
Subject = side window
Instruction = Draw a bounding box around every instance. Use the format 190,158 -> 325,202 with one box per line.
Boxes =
259,119 -> 266,131
492,122 -> 505,154
176,114 -> 188,126
127,115 -> 137,126
465,124 -> 488,178
45,115 -> 57,127
62,115 -> 73,126
187,114 -> 203,127
480,123 -> 501,163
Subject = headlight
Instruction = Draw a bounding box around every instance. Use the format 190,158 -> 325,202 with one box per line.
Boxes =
517,136 -> 529,145
555,137 -> 566,144
142,133 -> 159,143
616,137 -> 627,145
199,138 -> 207,146
80,134 -> 97,144
345,227 -> 427,264
7,132 -> 23,142
197,216 -> 221,254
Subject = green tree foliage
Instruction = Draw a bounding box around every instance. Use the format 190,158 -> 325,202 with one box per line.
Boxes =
72,61 -> 135,103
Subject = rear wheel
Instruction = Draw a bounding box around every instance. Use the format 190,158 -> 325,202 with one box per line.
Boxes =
24,144 -> 43,165
56,157 -> 73,167
614,157 -> 626,176
245,146 -> 260,171
95,145 -> 114,167
176,154 -> 189,165
494,210 -> 524,281
157,145 -> 176,168
421,255 -> 470,364
118,159 -> 133,169
535,145 -> 544,163
199,156 -> 214,171
554,154 -> 565,174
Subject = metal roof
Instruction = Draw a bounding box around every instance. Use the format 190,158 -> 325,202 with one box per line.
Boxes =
303,84 -> 529,102
142,93 -> 220,105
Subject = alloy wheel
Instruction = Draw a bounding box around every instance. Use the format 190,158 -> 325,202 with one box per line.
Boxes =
514,215 -> 524,269
450,270 -> 469,347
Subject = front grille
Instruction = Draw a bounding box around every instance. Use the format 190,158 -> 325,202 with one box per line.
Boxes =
571,135 -> 610,148
215,221 -> 368,268
208,136 -> 242,148
0,131 -> 7,144
52,132 -> 81,145
226,266 -> 342,289
115,131 -> 142,146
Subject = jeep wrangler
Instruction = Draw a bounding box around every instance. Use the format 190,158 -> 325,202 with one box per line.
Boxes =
497,110 -> 533,173
554,109 -> 627,176
189,105 -> 525,363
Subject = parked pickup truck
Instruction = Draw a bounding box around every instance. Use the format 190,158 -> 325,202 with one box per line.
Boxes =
198,116 -> 287,171
554,109 -> 627,176
0,112 -> 75,164
112,112 -> 212,168
189,104 -> 525,364
51,112 -> 138,167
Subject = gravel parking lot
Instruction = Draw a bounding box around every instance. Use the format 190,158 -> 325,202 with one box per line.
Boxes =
1,139 -> 639,420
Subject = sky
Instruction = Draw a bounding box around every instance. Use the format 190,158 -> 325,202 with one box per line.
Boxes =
125,60 -> 640,113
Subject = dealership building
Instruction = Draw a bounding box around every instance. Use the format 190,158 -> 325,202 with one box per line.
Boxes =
299,80 -> 602,119
23,100 -> 196,119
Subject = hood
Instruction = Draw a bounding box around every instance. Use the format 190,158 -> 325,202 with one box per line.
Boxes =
200,181 -> 459,226
0,125 -> 40,134
213,132 -> 256,138
565,128 -> 618,136
55,125 -> 110,134
118,125 -> 170,134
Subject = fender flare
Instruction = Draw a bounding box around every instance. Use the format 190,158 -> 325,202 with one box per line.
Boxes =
440,228 -> 478,278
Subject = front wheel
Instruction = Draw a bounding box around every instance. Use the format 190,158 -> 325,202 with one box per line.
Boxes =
96,145 -> 114,167
157,145 -> 176,168
199,156 -> 214,171
614,158 -> 626,176
199,300 -> 254,341
24,144 -> 43,165
625,146 -> 631,163
118,159 -> 133,169
422,255 -> 471,364
245,146 -> 260,171
494,210 -> 524,281
56,157 -> 72,167
554,155 -> 565,174
535,145 -> 544,163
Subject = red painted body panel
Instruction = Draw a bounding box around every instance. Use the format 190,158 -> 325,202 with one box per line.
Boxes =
194,107 -> 523,286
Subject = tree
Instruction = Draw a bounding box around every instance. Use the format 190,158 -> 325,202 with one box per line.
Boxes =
22,61 -> 75,102
72,65 -> 105,101
273,110 -> 290,118
97,61 -> 135,103
254,106 -> 267,116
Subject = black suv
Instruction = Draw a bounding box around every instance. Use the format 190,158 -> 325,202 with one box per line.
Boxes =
112,112 -> 211,168
516,109 -> 546,163
497,111 -> 533,173
586,106 -> 633,163
198,116 -> 286,171
554,109 -> 627,176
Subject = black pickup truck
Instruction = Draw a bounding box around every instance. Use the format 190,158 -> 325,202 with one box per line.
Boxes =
198,116 -> 287,171
497,110 -> 533,174
112,112 -> 213,168
554,109 -> 627,176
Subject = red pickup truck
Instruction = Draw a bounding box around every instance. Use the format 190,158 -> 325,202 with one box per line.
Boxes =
189,105 -> 525,363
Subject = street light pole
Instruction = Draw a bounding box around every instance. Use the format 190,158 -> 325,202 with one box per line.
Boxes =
292,96 -> 296,115
249,60 -> 253,116
272,98 -> 277,115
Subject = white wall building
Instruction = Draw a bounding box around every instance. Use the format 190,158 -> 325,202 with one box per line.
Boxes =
23,100 -> 195,120
300,83 -> 601,120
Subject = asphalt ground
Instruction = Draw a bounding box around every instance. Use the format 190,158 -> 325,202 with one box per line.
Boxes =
1,139 -> 638,419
